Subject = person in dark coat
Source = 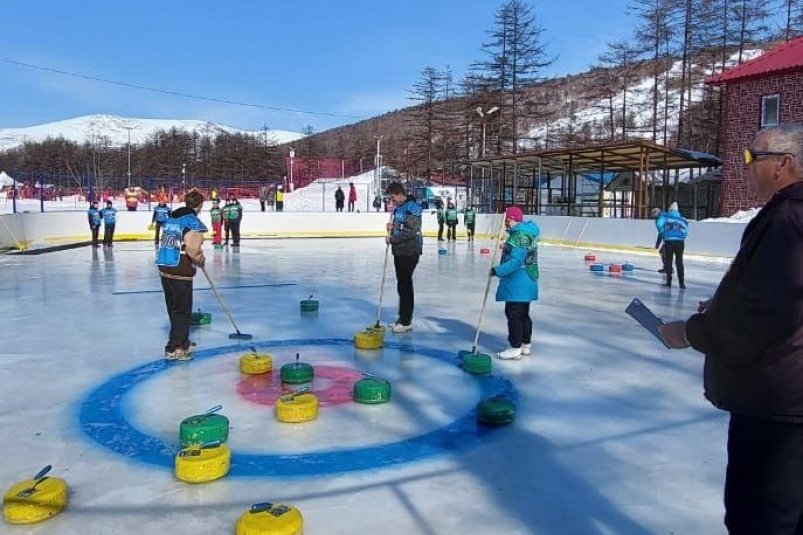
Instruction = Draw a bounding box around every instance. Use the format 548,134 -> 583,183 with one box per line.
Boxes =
385,181 -> 422,333
658,124 -> 803,534
334,186 -> 345,212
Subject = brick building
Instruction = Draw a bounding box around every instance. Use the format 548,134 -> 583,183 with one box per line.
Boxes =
706,37 -> 803,215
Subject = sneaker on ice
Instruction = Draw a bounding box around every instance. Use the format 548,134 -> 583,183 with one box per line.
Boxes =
496,347 -> 523,360
391,322 -> 413,333
165,348 -> 191,361
521,343 -> 531,355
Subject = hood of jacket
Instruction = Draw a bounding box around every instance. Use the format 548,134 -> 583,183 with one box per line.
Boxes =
510,220 -> 540,238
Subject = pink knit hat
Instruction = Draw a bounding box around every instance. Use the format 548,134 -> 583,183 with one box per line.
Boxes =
505,206 -> 524,222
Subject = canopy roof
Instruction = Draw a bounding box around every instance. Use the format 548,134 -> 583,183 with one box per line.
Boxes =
470,140 -> 720,175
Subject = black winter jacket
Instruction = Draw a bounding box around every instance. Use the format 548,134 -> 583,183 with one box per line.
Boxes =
686,181 -> 803,421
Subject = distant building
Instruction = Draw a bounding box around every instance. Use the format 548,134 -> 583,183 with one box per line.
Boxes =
706,36 -> 803,216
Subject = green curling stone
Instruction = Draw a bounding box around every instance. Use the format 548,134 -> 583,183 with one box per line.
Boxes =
353,376 -> 391,404
477,395 -> 516,426
281,359 -> 315,384
460,350 -> 493,375
300,297 -> 319,312
179,406 -> 229,447
190,311 -> 212,326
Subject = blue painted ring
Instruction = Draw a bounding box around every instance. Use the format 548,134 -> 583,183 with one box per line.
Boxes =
78,339 -> 515,477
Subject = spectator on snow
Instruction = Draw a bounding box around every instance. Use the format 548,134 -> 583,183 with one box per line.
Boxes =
386,181 -> 422,333
348,182 -> 357,212
276,185 -> 285,212
373,194 -> 382,212
335,186 -> 345,212
155,189 -> 206,361
100,200 -> 117,247
87,201 -> 101,248
657,201 -> 688,289
259,185 -> 269,212
491,206 -> 540,360
267,186 -> 276,210
658,124 -> 803,534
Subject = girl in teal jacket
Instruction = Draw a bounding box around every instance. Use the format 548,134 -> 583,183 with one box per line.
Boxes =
491,206 -> 540,360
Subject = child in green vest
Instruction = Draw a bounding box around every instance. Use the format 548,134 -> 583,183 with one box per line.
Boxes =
464,205 -> 476,241
210,199 -> 222,246
445,201 -> 458,241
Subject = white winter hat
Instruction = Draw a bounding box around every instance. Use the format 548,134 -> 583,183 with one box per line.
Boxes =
669,202 -> 678,211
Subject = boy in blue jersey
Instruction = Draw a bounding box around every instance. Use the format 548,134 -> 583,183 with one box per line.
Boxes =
155,189 -> 207,360
385,181 -> 423,333
87,201 -> 101,247
152,200 -> 171,245
657,202 -> 688,289
100,200 -> 117,247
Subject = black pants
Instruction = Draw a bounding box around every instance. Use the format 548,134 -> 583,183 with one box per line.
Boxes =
725,413 -> 803,534
505,302 -> 532,348
103,224 -> 115,246
663,241 -> 685,286
438,222 -> 444,240
230,220 -> 241,245
394,255 -> 419,325
260,200 -> 266,212
336,201 -> 344,212
447,223 -> 457,240
467,222 -> 475,239
90,226 -> 100,246
154,222 -> 163,244
160,276 -> 193,352
276,201 -> 283,212
348,201 -> 355,212
224,222 -> 231,243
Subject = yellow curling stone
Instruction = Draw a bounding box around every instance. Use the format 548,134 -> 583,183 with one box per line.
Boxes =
234,503 -> 304,535
3,477 -> 68,525
235,503 -> 304,535
354,329 -> 384,349
175,443 -> 231,483
240,353 -> 273,375
275,393 -> 319,423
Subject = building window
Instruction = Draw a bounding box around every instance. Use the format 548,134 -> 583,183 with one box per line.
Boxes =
761,94 -> 780,127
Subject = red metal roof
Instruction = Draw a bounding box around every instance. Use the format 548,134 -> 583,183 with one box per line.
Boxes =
706,37 -> 803,85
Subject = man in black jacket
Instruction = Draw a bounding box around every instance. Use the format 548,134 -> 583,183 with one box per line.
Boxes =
659,124 -> 803,534
385,182 -> 422,333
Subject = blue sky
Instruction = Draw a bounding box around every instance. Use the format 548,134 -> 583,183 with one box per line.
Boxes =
0,0 -> 632,133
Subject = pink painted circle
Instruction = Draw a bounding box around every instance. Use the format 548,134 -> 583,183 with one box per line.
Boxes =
237,364 -> 363,407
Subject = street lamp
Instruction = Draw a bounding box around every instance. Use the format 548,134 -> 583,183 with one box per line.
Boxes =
289,147 -> 295,192
476,106 -> 499,159
125,125 -> 133,188
181,163 -> 186,190
374,135 -> 383,201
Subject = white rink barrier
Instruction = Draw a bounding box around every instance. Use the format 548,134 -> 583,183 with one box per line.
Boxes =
0,210 -> 745,258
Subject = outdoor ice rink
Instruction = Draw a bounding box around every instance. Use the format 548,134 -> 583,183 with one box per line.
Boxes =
0,236 -> 732,534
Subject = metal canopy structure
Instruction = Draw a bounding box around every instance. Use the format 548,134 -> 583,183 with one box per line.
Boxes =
468,140 -> 721,218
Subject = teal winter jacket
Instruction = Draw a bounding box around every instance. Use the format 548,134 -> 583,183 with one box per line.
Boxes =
493,220 -> 540,302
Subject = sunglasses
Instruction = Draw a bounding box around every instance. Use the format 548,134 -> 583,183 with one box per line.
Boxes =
744,148 -> 792,165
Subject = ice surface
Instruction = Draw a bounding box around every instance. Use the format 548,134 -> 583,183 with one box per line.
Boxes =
0,237 -> 729,534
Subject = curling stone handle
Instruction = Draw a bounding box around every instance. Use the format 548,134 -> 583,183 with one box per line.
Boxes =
204,405 -> 223,415
250,502 -> 274,514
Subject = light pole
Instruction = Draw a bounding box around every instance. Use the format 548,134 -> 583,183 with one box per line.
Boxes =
289,147 -> 295,192
476,106 -> 499,212
181,163 -> 186,190
476,106 -> 499,159
125,125 -> 133,188
374,135 -> 383,201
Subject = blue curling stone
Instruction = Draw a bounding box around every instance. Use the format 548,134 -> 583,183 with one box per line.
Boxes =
589,263 -> 604,272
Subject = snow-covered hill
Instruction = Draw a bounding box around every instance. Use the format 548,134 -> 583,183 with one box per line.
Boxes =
0,114 -> 303,151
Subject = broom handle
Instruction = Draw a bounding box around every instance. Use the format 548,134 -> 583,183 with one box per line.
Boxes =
472,214 -> 507,351
375,213 -> 395,326
201,265 -> 242,335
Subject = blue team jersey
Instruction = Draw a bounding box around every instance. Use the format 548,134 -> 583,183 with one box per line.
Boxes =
155,213 -> 207,267
153,205 -> 170,223
100,207 -> 117,225
87,208 -> 101,227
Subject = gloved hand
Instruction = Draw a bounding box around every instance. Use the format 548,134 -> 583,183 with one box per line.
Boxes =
489,267 -> 496,277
